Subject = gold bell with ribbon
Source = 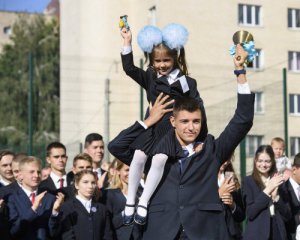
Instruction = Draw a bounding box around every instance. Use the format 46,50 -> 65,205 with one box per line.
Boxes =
232,30 -> 254,45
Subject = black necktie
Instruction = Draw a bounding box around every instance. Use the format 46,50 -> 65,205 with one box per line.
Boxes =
179,149 -> 189,174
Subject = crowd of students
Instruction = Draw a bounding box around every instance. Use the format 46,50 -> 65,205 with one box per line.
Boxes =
1,137 -> 299,240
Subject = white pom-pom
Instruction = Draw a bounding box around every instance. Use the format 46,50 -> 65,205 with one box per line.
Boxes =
137,26 -> 162,53
162,23 -> 188,50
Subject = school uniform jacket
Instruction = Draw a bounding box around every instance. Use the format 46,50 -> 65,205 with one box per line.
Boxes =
39,175 -> 72,196
242,175 -> 291,240
224,189 -> 245,239
105,189 -> 142,240
0,181 -> 21,201
7,187 -> 55,240
0,181 -> 21,240
141,94 -> 253,240
49,198 -> 113,240
280,179 -> 300,239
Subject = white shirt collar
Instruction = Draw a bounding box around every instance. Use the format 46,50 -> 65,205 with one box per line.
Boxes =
183,143 -> 195,157
76,195 -> 92,213
93,168 -> 101,178
157,68 -> 180,83
0,177 -> 11,186
50,172 -> 66,188
289,177 -> 300,200
21,186 -> 38,199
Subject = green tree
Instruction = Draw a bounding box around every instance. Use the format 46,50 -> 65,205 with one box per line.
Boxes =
0,15 -> 59,151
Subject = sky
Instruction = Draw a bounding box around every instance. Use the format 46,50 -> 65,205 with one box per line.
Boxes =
0,0 -> 50,13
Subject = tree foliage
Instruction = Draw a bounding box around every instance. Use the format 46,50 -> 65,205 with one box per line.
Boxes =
0,15 -> 60,147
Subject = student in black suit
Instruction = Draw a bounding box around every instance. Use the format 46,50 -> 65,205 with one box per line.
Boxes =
110,44 -> 254,239
84,133 -> 109,189
104,159 -> 142,240
49,170 -> 113,240
0,198 -> 10,240
0,153 -> 27,200
63,153 -> 93,200
242,145 -> 291,240
6,156 -> 63,240
39,142 -> 71,195
0,150 -> 15,187
218,159 -> 245,240
281,153 -> 300,240
0,153 -> 26,240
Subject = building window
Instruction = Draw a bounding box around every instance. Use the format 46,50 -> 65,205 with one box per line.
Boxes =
288,8 -> 300,29
246,135 -> 263,157
248,49 -> 263,69
148,6 -> 156,26
291,137 -> 300,156
289,94 -> 300,115
254,91 -> 264,113
238,4 -> 261,26
288,51 -> 300,72
3,26 -> 12,35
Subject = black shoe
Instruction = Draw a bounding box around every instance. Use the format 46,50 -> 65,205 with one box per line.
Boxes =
123,204 -> 135,226
134,205 -> 147,225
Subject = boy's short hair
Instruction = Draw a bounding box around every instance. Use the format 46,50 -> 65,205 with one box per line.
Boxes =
173,97 -> 202,116
84,133 -> 103,148
46,142 -> 66,157
12,153 -> 27,163
293,153 -> 300,167
73,153 -> 93,167
19,156 -> 42,170
0,150 -> 15,161
271,137 -> 285,147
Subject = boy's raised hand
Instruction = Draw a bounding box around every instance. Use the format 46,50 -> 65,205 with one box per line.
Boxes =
32,191 -> 47,211
144,93 -> 174,128
234,44 -> 248,69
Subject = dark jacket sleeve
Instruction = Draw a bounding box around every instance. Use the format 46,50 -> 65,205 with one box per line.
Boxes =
49,203 -> 75,239
215,93 -> 254,164
242,176 -> 271,221
275,185 -> 292,222
108,121 -> 146,165
105,191 -> 124,230
121,52 -> 151,90
231,189 -> 246,222
103,208 -> 114,240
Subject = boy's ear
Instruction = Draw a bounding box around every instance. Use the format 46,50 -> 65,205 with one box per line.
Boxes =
170,116 -> 175,128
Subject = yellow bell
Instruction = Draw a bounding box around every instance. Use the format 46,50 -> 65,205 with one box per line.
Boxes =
232,30 -> 254,45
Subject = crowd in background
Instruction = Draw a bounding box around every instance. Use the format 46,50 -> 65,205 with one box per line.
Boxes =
0,134 -> 300,240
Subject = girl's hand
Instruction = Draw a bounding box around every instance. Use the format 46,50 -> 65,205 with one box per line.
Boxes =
233,44 -> 248,69
0,199 -> 4,210
52,192 -> 65,213
120,27 -> 132,46
221,192 -> 234,207
270,186 -> 279,201
218,176 -> 236,197
263,174 -> 284,196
